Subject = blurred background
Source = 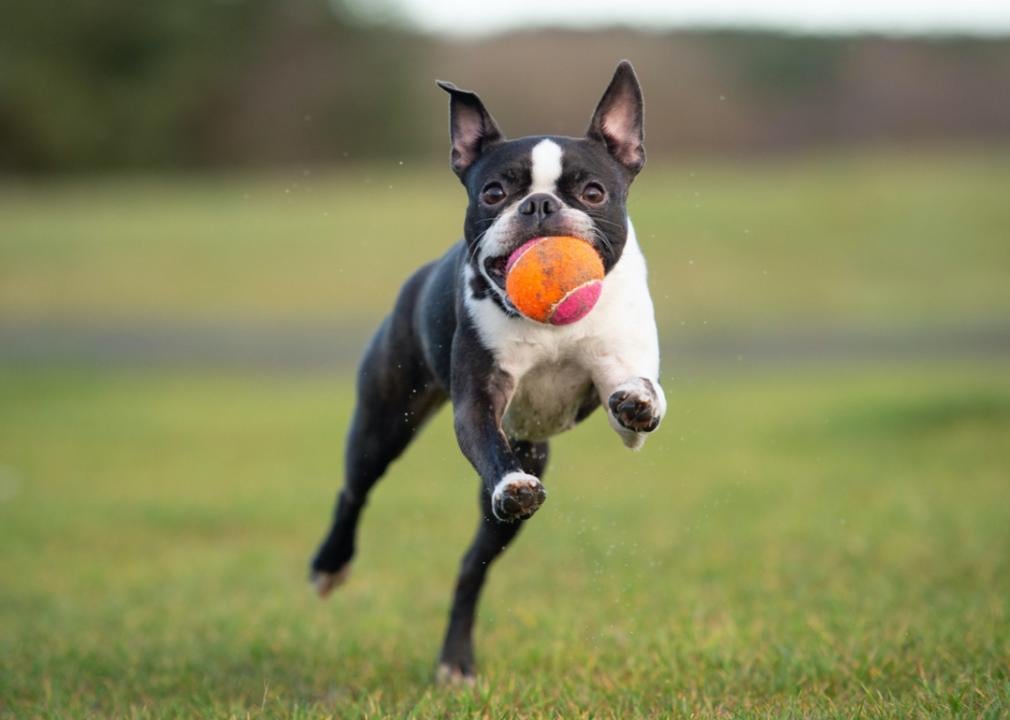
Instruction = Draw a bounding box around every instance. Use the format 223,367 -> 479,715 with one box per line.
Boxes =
2,0 -> 1009,363
3,0 -> 1010,171
2,1 -> 1009,716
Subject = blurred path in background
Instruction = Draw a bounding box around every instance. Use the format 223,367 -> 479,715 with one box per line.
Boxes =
2,320 -> 1009,373
3,152 -> 1008,375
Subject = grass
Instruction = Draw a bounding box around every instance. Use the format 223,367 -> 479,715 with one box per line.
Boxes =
1,149 -> 1009,717
1,366 -> 1008,718
1,149 -> 1010,331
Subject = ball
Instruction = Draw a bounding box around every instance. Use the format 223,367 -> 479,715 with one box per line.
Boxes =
505,236 -> 604,325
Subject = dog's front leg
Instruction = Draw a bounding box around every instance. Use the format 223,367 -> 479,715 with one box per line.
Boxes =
439,339 -> 545,683
592,350 -> 666,451
451,352 -> 546,522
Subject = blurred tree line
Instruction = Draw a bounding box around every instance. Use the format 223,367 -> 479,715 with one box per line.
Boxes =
0,0 -> 424,171
2,0 -> 1009,173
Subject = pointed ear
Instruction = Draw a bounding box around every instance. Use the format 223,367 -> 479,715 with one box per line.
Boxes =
586,60 -> 645,176
436,80 -> 504,178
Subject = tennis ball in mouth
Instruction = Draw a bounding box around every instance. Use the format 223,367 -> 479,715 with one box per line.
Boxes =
504,236 -> 604,325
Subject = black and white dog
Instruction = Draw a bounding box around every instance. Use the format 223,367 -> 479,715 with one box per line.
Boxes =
310,61 -> 665,683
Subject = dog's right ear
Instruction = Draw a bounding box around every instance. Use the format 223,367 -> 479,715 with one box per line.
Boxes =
437,80 -> 504,179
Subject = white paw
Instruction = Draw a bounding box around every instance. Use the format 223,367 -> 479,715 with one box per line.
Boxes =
491,472 -> 547,522
607,378 -> 665,449
436,662 -> 476,687
310,565 -> 351,598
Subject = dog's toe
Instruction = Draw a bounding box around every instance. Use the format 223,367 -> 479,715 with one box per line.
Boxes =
311,564 -> 351,598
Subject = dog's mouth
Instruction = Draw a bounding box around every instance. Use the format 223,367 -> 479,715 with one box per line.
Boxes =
483,234 -> 595,292
484,254 -> 509,291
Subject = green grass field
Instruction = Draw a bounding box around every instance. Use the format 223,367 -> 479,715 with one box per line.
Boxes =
2,150 -> 1010,330
1,150 -> 1009,718
1,367 -> 1008,718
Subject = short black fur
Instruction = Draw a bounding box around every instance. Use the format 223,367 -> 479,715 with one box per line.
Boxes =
310,60 -> 650,683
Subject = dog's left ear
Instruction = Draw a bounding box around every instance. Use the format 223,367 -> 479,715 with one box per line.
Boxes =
436,80 -> 504,179
586,60 -> 645,176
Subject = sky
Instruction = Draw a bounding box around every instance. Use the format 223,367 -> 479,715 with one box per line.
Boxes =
347,0 -> 1010,36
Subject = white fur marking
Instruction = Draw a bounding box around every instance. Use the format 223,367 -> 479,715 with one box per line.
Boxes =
491,471 -> 543,521
606,377 -> 666,450
464,220 -> 666,450
530,139 -> 563,194
436,663 -> 476,686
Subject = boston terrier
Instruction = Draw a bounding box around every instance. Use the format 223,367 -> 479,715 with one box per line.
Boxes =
310,60 -> 665,684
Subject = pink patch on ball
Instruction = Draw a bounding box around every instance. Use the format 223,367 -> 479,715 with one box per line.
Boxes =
505,237 -> 543,273
548,281 -> 602,325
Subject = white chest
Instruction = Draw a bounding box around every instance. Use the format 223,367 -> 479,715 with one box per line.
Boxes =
464,220 -> 660,442
502,359 -> 593,442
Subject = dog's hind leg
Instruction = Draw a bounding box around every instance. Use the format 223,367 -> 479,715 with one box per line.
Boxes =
437,439 -> 549,684
310,275 -> 446,597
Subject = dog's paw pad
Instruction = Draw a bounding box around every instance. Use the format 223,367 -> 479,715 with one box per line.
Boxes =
491,472 -> 546,522
310,564 -> 351,598
608,380 -> 662,434
436,663 -> 476,687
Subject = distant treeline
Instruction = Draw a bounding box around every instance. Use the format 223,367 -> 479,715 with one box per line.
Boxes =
3,0 -> 1009,172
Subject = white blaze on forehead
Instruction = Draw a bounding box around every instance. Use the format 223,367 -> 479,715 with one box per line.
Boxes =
529,139 -> 563,193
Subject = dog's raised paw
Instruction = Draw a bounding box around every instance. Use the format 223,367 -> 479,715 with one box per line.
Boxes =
491,472 -> 546,522
608,379 -> 662,435
310,564 -> 351,598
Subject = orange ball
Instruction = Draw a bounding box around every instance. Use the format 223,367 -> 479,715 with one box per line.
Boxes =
505,236 -> 604,325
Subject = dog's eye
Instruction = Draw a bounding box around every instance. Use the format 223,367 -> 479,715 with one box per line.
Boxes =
480,182 -> 507,205
581,182 -> 606,205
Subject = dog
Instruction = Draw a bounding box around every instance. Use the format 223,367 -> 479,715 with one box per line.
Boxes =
310,60 -> 665,684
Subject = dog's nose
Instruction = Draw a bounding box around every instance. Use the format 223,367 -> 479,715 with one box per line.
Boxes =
518,193 -> 558,223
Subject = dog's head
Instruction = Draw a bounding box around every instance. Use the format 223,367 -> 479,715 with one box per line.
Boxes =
438,61 -> 645,309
